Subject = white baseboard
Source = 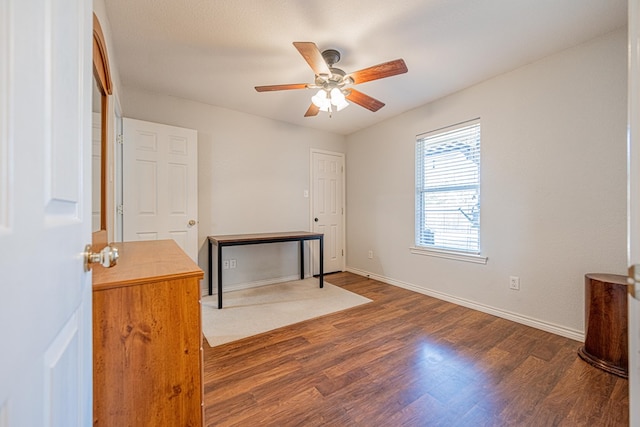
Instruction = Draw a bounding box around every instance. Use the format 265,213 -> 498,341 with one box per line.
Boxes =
201,274 -> 305,296
346,267 -> 585,342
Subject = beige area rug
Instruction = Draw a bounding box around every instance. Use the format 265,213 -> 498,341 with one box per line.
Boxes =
201,277 -> 372,347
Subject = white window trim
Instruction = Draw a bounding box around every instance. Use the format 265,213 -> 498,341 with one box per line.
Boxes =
415,117 -> 482,257
410,246 -> 488,264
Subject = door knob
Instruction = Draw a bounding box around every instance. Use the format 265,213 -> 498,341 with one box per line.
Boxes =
188,219 -> 196,226
84,244 -> 119,271
314,218 -> 319,222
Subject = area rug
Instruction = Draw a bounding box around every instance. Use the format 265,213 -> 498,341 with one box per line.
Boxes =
201,277 -> 372,347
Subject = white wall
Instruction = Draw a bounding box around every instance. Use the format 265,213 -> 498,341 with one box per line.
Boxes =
345,28 -> 628,339
120,89 -> 346,293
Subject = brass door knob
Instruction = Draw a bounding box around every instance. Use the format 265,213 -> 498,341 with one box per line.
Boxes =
84,244 -> 119,271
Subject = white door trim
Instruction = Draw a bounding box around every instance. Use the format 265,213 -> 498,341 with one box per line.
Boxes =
628,0 -> 640,422
310,148 -> 346,274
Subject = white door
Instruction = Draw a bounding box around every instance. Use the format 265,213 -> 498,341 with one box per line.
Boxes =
311,150 -> 345,274
123,118 -> 199,261
628,0 -> 640,422
0,1 -> 92,425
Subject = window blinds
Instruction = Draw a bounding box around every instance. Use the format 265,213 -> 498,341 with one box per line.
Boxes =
415,120 -> 481,253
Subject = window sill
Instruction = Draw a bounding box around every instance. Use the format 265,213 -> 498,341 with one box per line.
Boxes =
409,246 -> 488,264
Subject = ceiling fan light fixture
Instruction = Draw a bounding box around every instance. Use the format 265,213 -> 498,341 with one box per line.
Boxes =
330,87 -> 345,105
335,98 -> 349,111
311,89 -> 328,108
311,87 -> 349,114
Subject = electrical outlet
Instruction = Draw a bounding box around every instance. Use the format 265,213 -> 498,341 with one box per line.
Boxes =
509,276 -> 520,290
368,250 -> 373,259
223,260 -> 230,270
230,259 -> 237,269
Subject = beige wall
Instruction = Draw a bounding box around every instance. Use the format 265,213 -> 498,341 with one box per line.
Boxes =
345,28 -> 628,339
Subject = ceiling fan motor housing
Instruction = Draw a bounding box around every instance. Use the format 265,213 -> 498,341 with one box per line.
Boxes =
321,49 -> 341,67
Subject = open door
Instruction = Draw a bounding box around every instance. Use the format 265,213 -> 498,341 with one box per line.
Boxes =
122,118 -> 199,261
0,1 -> 93,425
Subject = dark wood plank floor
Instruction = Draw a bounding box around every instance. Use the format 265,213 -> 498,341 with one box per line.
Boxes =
203,272 -> 629,426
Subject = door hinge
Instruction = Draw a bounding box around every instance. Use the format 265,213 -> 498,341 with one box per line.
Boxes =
116,134 -> 124,145
117,204 -> 124,215
342,249 -> 344,256
629,264 -> 639,298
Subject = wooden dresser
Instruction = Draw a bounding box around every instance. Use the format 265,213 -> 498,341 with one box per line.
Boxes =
92,240 -> 204,426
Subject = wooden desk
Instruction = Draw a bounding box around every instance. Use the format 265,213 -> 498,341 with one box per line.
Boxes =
208,231 -> 324,308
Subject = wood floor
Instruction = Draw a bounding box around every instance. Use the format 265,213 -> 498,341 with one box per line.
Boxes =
202,272 -> 629,426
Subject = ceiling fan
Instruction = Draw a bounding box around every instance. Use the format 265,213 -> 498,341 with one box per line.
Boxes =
255,42 -> 408,117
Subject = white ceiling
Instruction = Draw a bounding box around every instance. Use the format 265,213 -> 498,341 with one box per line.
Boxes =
104,0 -> 627,136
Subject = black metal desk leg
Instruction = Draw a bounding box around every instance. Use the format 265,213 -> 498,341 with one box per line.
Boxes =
208,240 -> 213,295
217,244 -> 223,309
300,240 -> 305,280
319,236 -> 324,288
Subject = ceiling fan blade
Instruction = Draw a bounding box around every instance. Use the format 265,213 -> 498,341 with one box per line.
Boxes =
346,89 -> 385,112
293,42 -> 331,76
255,83 -> 308,92
347,59 -> 408,85
304,103 -> 320,117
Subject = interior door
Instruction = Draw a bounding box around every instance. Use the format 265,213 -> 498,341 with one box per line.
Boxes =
628,0 -> 640,422
123,118 -> 199,261
311,150 -> 345,274
0,0 -> 92,425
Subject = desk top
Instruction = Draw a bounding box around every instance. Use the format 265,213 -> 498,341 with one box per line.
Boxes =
208,231 -> 323,245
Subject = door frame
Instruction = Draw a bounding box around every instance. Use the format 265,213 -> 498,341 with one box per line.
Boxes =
113,94 -> 123,242
309,148 -> 346,275
628,0 -> 640,422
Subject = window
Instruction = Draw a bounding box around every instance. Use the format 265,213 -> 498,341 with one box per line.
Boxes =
415,119 -> 481,256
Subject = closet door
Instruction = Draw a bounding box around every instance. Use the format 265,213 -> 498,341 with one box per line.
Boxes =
311,150 -> 345,274
122,118 -> 199,261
